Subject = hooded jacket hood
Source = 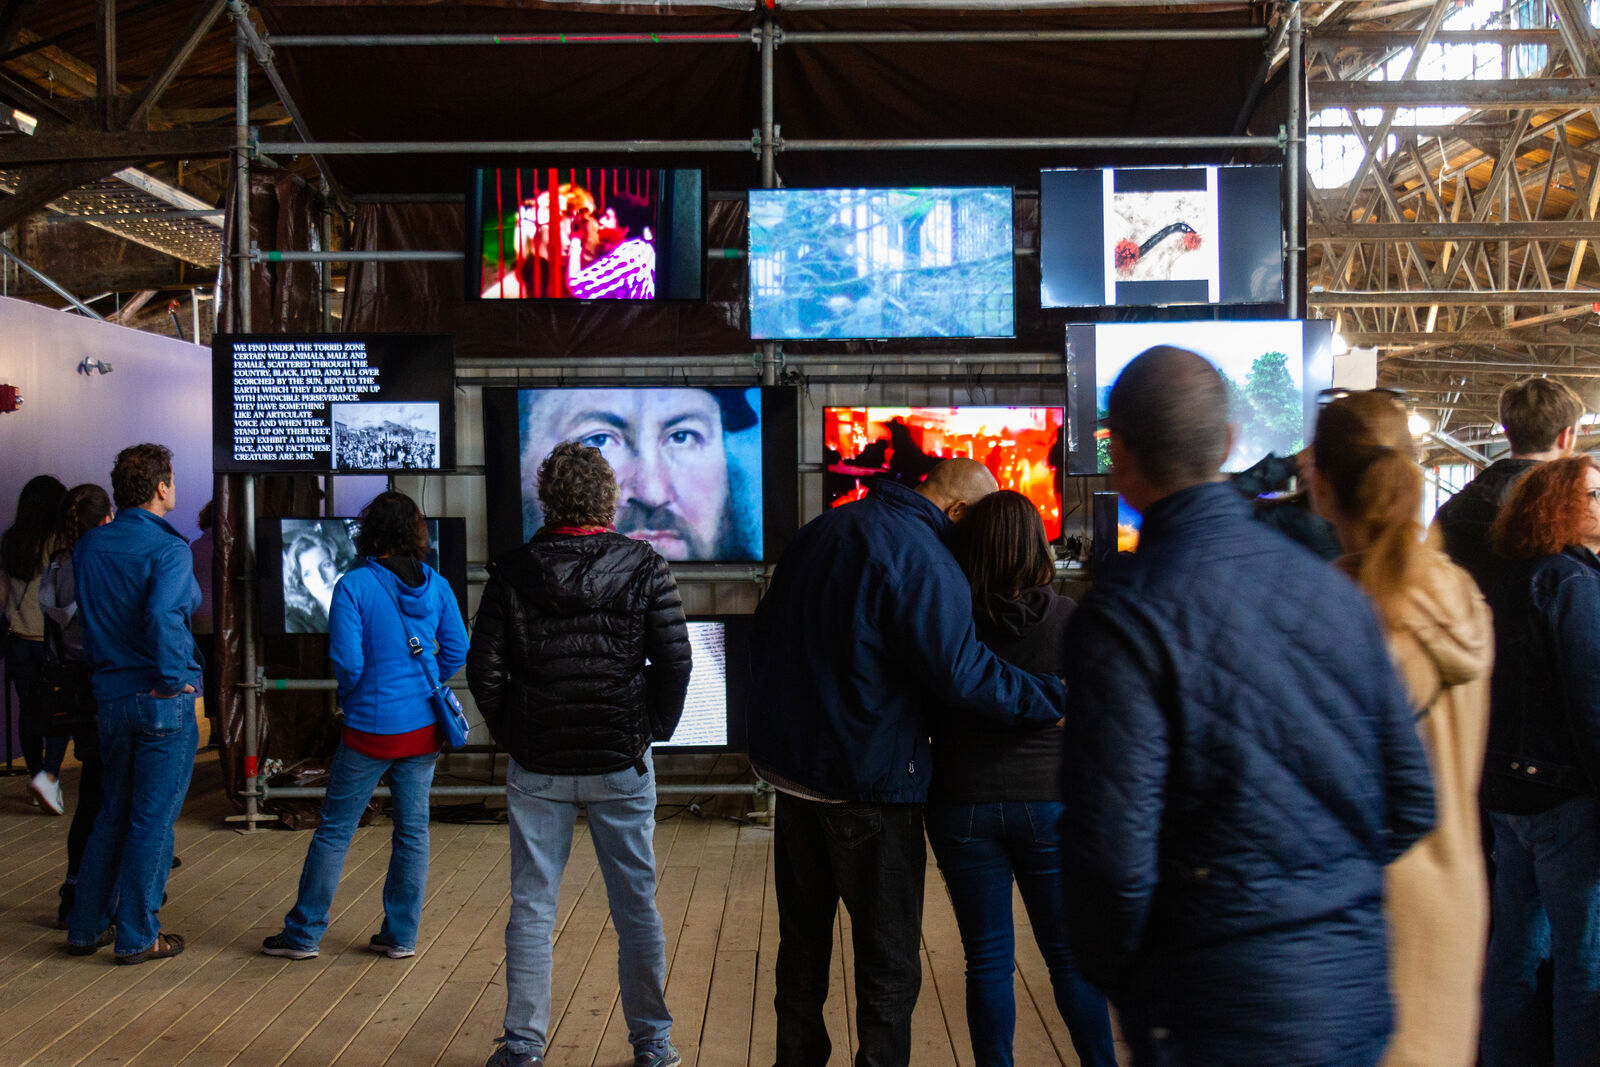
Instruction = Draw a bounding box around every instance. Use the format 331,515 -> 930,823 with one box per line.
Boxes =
1392,553 -> 1494,699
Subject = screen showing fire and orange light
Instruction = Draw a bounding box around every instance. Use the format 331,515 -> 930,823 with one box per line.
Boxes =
823,407 -> 1066,540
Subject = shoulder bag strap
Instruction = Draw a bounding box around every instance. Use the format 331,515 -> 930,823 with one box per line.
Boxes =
371,567 -> 440,700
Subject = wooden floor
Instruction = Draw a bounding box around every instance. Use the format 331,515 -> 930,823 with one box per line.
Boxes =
0,756 -> 1126,1067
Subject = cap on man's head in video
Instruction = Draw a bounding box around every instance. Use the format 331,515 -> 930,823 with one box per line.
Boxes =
1108,345 -> 1232,493
1499,377 -> 1586,456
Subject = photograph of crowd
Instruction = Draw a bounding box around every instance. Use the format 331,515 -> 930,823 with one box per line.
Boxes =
748,187 -> 1015,340
331,402 -> 441,471
478,167 -> 660,300
823,406 -> 1065,540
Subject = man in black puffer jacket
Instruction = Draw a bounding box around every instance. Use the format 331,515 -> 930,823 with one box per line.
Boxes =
468,441 -> 692,1067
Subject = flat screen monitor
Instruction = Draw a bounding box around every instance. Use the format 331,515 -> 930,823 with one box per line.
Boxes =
482,386 -> 799,563
1040,165 -> 1283,308
655,615 -> 751,752
256,517 -> 468,636
466,166 -> 705,301
1065,319 -> 1334,475
823,406 -> 1066,540
747,187 -> 1015,340
213,333 -> 455,474
1091,491 -> 1142,571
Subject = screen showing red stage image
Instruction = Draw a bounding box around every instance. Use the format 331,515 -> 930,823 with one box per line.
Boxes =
469,166 -> 704,302
823,407 -> 1066,540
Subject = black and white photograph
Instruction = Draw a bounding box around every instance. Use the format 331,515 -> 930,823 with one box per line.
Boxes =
279,517 -> 444,634
331,401 -> 441,471
280,519 -> 360,634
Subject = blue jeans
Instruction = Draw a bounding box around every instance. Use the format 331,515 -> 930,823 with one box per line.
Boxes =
1481,796 -> 1600,1067
8,637 -> 67,777
502,753 -> 672,1060
280,742 -> 437,951
66,691 -> 197,955
925,801 -> 1117,1067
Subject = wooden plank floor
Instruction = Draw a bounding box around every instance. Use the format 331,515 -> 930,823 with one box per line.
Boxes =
0,757 -> 1128,1066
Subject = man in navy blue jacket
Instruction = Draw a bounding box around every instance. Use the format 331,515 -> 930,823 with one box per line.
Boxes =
65,443 -> 202,965
1059,348 -> 1436,1066
750,458 -> 1065,1067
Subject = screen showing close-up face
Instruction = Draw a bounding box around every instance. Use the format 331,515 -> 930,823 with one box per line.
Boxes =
1084,320 -> 1310,474
277,518 -> 445,634
823,406 -> 1065,540
748,187 -> 1015,340
471,166 -> 703,301
515,387 -> 765,562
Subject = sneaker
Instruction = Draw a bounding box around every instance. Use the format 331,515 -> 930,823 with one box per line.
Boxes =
366,934 -> 414,960
29,772 -> 63,815
484,1037 -> 543,1066
634,1044 -> 681,1067
260,933 -> 318,960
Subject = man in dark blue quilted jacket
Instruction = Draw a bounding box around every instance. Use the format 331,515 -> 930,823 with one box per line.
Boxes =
1058,347 -> 1436,1066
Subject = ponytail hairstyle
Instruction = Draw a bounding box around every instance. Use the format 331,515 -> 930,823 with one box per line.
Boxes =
56,484 -> 112,558
1311,392 -> 1429,630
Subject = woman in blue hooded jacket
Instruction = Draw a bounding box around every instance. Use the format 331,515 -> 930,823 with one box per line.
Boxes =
263,492 -> 468,961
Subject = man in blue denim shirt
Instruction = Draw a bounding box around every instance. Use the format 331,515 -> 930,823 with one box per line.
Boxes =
65,443 -> 201,964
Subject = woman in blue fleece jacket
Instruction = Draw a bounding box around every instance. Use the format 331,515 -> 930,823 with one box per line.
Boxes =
263,492 -> 468,961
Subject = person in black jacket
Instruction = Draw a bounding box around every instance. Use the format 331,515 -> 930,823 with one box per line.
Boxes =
1434,376 -> 1585,597
1478,455 -> 1600,1066
467,441 -> 692,1067
927,490 -> 1116,1067
1059,347 -> 1434,1066
750,458 -> 1065,1067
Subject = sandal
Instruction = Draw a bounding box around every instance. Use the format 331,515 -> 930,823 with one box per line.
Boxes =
115,932 -> 185,965
63,926 -> 114,956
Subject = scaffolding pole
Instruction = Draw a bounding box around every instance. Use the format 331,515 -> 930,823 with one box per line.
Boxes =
1286,3 -> 1303,320
263,27 -> 1269,48
257,135 -> 1280,155
0,246 -> 105,318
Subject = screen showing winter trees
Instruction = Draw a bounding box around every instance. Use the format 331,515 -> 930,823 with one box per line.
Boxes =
747,187 -> 1015,340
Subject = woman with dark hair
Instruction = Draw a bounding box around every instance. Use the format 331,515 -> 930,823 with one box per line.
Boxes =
1,474 -> 68,813
263,491 -> 468,962
926,490 -> 1116,1067
38,484 -> 113,925
282,522 -> 354,633
1310,392 -> 1493,1066
1477,455 -> 1600,1065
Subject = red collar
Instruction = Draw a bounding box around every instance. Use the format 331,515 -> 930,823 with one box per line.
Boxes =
546,524 -> 614,536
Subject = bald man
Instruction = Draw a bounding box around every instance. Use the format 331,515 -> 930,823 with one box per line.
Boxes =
1057,347 -> 1434,1066
750,458 -> 1066,1067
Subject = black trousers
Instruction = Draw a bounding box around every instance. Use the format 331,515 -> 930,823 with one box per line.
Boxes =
772,793 -> 926,1067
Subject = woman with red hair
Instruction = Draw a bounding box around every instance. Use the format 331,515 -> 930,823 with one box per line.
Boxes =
1479,455 -> 1600,1066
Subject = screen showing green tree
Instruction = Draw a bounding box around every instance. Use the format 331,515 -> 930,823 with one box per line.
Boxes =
1091,320 -> 1307,473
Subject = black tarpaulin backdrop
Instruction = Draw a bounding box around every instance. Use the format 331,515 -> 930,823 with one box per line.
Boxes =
214,1 -> 1284,810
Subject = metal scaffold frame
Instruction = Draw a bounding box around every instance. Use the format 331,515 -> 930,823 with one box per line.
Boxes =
225,3 -> 1304,822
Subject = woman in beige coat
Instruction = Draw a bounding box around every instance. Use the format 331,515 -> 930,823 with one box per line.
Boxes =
1310,391 -> 1493,1066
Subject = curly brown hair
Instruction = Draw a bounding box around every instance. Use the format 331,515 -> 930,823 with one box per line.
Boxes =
1492,455 -> 1596,560
537,441 -> 618,529
110,443 -> 172,511
354,491 -> 429,560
